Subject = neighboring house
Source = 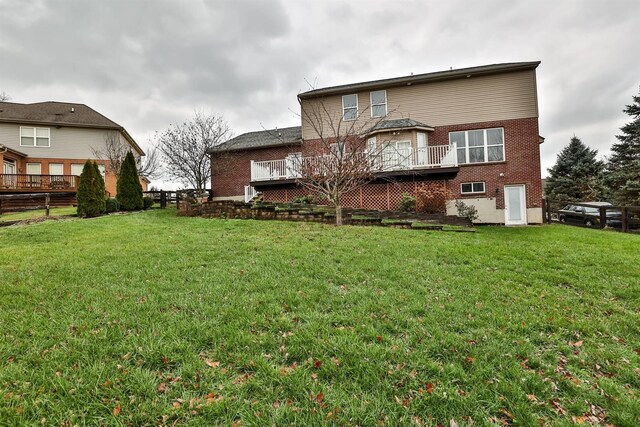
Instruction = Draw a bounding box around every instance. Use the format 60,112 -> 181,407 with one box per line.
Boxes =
0,101 -> 147,197
211,62 -> 543,224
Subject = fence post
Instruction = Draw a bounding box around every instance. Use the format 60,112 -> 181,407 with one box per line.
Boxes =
45,194 -> 50,217
176,191 -> 180,210
622,207 -> 628,232
208,189 -> 213,202
599,206 -> 606,229
544,198 -> 551,224
160,190 -> 166,209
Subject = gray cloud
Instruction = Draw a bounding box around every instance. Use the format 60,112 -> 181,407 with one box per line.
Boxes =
1,0 -> 639,185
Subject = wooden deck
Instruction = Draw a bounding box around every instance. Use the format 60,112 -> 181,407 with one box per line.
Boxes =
0,174 -> 78,193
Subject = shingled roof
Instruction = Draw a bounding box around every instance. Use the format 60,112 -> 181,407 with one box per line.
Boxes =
213,126 -> 302,152
368,118 -> 434,134
0,101 -> 144,155
298,61 -> 540,99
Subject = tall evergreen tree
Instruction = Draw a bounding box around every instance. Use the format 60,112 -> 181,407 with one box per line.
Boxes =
605,89 -> 640,205
76,160 -> 106,218
546,136 -> 605,201
116,151 -> 144,211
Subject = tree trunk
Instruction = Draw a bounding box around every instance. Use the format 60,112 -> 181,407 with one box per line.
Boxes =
335,204 -> 343,226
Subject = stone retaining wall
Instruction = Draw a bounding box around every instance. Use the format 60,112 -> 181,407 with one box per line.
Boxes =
180,200 -> 471,227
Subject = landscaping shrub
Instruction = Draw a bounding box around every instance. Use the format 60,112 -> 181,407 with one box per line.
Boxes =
455,200 -> 479,222
416,183 -> 453,214
291,194 -> 315,204
76,160 -> 106,218
116,151 -> 144,211
398,193 -> 416,212
105,198 -> 119,213
143,196 -> 154,210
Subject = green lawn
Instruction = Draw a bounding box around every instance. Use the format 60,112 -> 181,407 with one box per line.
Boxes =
0,210 -> 638,426
0,206 -> 77,222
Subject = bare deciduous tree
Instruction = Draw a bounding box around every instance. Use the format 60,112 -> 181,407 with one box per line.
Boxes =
156,112 -> 232,192
0,92 -> 11,102
294,95 -> 396,225
92,132 -> 162,180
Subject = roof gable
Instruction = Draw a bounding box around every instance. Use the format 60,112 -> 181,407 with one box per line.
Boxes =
0,101 -> 121,128
0,101 -> 144,156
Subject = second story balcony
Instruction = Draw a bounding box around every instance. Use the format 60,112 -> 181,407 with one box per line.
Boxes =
250,144 -> 458,182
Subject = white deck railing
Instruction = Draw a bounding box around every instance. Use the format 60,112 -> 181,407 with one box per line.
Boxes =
244,185 -> 258,203
250,144 -> 458,182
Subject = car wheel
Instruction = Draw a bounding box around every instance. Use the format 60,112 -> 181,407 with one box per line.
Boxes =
585,219 -> 595,227
559,215 -> 566,223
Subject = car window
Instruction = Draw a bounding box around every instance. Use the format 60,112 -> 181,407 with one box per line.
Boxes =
563,205 -> 572,210
584,207 -> 599,214
573,206 -> 583,212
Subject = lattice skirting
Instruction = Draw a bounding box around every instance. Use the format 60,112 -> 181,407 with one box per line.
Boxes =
261,180 -> 449,213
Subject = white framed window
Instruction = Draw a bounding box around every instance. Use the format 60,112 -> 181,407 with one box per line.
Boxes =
461,182 -> 485,194
367,137 -> 376,152
330,142 -> 346,156
370,90 -> 387,118
342,94 -> 358,121
20,127 -> 50,147
26,163 -> 42,175
49,163 -> 64,175
449,128 -> 504,164
70,164 -> 84,176
97,164 -> 106,177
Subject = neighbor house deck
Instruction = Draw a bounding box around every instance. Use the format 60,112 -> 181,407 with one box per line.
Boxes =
0,174 -> 79,193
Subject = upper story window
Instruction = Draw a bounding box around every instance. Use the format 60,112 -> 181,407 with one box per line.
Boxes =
20,126 -> 50,147
370,90 -> 387,118
449,127 -> 504,164
342,94 -> 358,121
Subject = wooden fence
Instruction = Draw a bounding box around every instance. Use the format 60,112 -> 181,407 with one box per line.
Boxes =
142,189 -> 213,209
0,192 -> 76,214
542,198 -> 640,233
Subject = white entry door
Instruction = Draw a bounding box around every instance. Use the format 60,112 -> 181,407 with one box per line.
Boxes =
504,184 -> 527,225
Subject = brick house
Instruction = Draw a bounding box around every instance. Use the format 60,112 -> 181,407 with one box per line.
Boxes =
211,62 -> 543,224
0,101 -> 147,198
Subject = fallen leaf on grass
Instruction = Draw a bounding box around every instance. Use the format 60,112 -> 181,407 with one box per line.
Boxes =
204,359 -> 220,368
426,383 -> 434,394
499,408 -> 515,421
113,404 -> 121,416
549,399 -> 566,415
157,383 -> 167,393
232,373 -> 254,385
205,392 -> 223,404
314,360 -> 322,369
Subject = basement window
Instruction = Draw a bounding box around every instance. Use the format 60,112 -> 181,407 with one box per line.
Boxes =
461,182 -> 485,194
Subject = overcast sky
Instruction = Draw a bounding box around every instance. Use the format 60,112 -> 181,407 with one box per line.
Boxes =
1,0 -> 639,186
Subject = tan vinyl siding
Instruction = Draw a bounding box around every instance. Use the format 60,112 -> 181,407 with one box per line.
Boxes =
0,123 -> 125,159
301,70 -> 538,140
